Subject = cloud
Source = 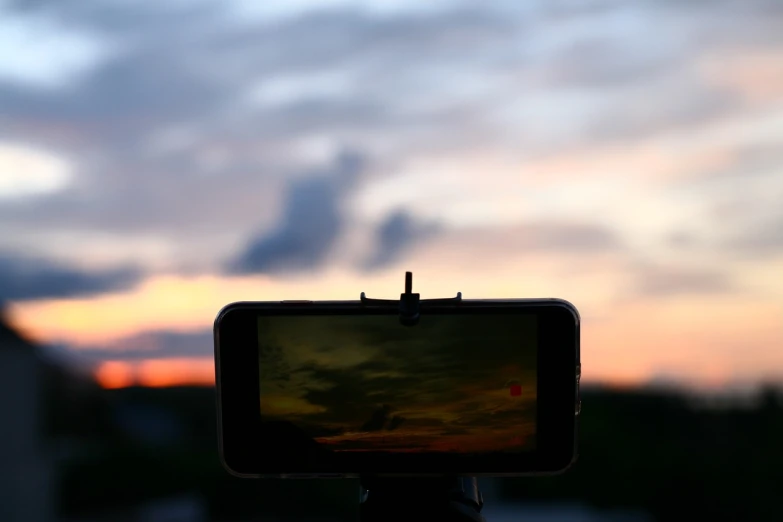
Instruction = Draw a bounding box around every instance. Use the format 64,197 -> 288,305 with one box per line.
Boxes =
0,142 -> 73,199
722,213 -> 783,255
0,2 -> 116,90
0,0 -> 780,294
432,222 -> 624,256
360,404 -> 404,432
631,263 -> 736,297
66,329 -> 214,363
0,3 -> 511,136
0,254 -> 140,301
347,219 -> 627,280
361,209 -> 441,271
227,151 -> 364,274
516,222 -> 622,252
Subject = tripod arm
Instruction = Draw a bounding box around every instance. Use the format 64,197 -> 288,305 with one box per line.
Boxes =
359,476 -> 486,522
357,274 -> 487,520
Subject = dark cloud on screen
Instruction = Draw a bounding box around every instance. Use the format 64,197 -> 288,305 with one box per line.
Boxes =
258,313 -> 537,435
360,404 -> 405,432
450,407 -> 536,429
258,341 -> 293,386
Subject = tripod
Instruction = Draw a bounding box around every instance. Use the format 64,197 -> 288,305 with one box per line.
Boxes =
357,274 -> 484,521
358,476 -> 486,522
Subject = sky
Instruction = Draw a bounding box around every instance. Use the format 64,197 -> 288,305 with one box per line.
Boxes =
257,313 -> 537,453
0,0 -> 781,390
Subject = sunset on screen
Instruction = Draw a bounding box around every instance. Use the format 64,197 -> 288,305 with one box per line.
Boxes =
257,314 -> 537,453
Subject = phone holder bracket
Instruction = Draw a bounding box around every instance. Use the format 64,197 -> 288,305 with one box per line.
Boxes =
360,271 -> 462,326
358,272 -> 484,520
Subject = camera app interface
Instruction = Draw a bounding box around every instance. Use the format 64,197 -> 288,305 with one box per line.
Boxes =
258,313 -> 537,454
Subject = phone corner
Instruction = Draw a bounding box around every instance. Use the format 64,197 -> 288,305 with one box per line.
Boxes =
218,452 -> 260,479
539,452 -> 580,477
547,298 -> 581,325
560,450 -> 580,474
213,301 -> 245,330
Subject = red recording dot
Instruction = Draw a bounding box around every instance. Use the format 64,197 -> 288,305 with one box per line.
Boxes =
510,384 -> 522,396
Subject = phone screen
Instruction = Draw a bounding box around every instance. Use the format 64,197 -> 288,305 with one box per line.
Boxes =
257,313 -> 537,455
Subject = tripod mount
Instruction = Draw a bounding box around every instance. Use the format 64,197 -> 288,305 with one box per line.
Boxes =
358,476 -> 485,522
357,273 -> 485,522
360,271 -> 462,326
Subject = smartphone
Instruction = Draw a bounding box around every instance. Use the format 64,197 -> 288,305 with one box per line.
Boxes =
214,298 -> 580,478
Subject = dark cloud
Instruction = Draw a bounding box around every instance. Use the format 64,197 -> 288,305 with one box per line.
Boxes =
1,1 -> 775,150
632,264 -> 736,297
228,151 -> 363,274
68,329 -> 214,363
290,364 -> 385,428
0,255 -> 140,301
0,51 -> 222,127
0,3 -> 513,138
0,2 -> 229,131
229,178 -> 340,273
387,415 -> 405,431
0,2 -> 750,147
259,341 -> 293,385
450,406 -> 536,429
359,404 -> 405,432
361,210 -> 440,271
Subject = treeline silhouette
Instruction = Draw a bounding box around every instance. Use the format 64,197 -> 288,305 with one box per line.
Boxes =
53,384 -> 783,521
502,386 -> 783,521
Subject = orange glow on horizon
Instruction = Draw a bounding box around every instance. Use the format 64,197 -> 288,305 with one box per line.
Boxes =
137,357 -> 215,387
5,267 -> 599,346
5,274 -> 283,346
5,263 -> 782,390
95,361 -> 135,389
94,357 -> 215,388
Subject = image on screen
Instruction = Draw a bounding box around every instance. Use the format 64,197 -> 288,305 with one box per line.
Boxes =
258,313 -> 537,454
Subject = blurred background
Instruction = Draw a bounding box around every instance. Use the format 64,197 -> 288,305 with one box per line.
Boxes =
1,0 -> 782,520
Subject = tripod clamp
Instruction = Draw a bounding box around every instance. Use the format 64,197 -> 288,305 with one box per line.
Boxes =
358,476 -> 486,522
360,271 -> 462,326
357,272 -> 485,521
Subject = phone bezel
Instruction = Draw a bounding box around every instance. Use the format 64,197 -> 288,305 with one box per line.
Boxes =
215,299 -> 579,478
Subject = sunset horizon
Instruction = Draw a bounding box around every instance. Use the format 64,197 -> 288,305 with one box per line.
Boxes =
1,0 -> 781,393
